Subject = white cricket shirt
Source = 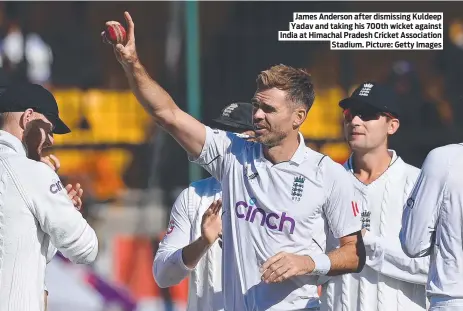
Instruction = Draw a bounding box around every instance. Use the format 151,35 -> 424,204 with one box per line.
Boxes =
190,127 -> 361,311
154,177 -> 223,311
401,144 -> 463,309
0,130 -> 98,311
321,150 -> 428,311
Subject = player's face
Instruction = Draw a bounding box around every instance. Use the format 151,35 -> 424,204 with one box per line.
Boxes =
343,106 -> 399,152
23,112 -> 55,161
252,88 -> 304,147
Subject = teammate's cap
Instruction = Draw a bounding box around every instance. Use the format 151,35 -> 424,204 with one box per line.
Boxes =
0,83 -> 71,134
339,81 -> 400,118
212,102 -> 254,131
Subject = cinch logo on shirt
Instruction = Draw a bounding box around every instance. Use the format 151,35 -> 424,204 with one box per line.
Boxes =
50,180 -> 64,194
235,198 -> 295,234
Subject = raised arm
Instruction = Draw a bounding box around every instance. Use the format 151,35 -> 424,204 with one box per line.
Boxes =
107,12 -> 206,158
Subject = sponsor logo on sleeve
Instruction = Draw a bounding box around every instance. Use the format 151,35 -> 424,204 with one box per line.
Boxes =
49,180 -> 64,194
166,219 -> 175,235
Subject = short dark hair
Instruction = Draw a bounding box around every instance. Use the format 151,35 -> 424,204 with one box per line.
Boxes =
256,64 -> 315,110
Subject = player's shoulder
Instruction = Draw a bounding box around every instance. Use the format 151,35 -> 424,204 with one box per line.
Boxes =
307,148 -> 346,173
6,154 -> 58,181
189,177 -> 221,198
429,143 -> 463,158
303,148 -> 349,181
4,155 -> 62,200
397,157 -> 421,177
423,143 -> 463,169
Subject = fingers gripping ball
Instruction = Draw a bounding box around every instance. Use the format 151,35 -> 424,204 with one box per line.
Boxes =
103,23 -> 127,45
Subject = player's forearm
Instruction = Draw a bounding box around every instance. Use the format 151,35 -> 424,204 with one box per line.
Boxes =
327,233 -> 366,276
364,231 -> 429,284
400,210 -> 434,258
124,60 -> 178,125
124,60 -> 206,158
182,236 -> 212,269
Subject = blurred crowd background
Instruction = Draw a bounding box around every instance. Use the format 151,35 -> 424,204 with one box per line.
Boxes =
1,1 -> 463,310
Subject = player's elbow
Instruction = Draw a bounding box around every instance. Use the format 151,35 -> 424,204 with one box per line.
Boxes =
399,233 -> 425,258
70,239 -> 99,264
61,229 -> 99,264
152,261 -> 169,288
152,257 -> 183,288
152,253 -> 187,288
156,106 -> 182,131
401,243 -> 427,258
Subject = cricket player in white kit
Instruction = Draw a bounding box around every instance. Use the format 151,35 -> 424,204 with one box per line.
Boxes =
0,84 -> 98,311
106,12 -> 365,311
320,82 -> 429,311
154,102 -> 256,311
401,144 -> 463,310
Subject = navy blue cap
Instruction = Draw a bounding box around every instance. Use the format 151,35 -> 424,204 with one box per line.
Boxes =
212,102 -> 254,131
339,82 -> 400,118
0,83 -> 70,134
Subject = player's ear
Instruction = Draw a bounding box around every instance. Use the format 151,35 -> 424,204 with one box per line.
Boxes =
387,117 -> 399,135
20,109 -> 35,131
293,106 -> 307,129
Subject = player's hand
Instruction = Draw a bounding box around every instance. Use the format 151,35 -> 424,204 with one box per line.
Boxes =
104,11 -> 139,69
65,183 -> 84,211
260,252 -> 315,283
41,154 -> 60,172
201,199 -> 223,245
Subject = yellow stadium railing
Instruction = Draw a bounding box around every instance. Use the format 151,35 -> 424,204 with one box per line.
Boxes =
52,89 -> 152,145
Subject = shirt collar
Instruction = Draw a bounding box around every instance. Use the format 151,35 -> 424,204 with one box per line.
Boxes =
0,130 -> 27,156
291,132 -> 307,165
259,132 -> 307,166
346,149 -> 398,172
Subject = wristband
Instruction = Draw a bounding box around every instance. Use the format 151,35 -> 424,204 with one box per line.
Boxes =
309,254 -> 331,276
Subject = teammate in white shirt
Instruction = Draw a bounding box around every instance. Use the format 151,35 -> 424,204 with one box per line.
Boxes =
0,83 -> 98,311
153,102 -> 256,311
401,144 -> 463,310
320,82 -> 429,311
106,12 -> 365,311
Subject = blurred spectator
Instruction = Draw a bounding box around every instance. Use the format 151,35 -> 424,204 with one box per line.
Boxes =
436,18 -> 463,121
48,2 -> 102,88
385,61 -> 444,167
0,3 -> 53,86
386,61 -> 442,131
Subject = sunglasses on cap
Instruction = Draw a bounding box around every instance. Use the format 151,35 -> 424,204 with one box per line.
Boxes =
343,107 -> 396,122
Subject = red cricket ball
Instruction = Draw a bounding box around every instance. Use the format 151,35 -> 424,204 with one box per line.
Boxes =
104,23 -> 127,45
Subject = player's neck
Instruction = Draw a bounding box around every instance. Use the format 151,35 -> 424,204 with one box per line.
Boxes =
1,124 -> 23,143
352,148 -> 392,184
263,133 -> 300,164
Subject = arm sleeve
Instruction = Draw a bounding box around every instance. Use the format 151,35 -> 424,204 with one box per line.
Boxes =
45,236 -> 58,263
323,161 -> 362,238
400,149 -> 446,258
188,126 -> 235,181
153,187 -> 194,288
363,231 -> 429,284
29,164 -> 98,264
